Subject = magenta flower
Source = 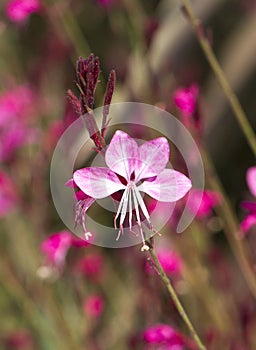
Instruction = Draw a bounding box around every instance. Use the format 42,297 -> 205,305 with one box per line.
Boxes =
143,324 -> 184,346
0,169 -> 18,217
5,0 -> 41,23
187,189 -> 222,219
240,166 -> 256,235
40,231 -> 73,269
157,249 -> 183,276
71,130 -> 192,250
77,253 -> 104,280
0,85 -> 37,162
83,295 -> 104,318
173,84 -> 199,117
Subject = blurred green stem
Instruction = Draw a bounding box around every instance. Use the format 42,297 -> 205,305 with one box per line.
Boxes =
181,0 -> 256,156
201,146 -> 256,300
45,0 -> 90,58
149,248 -> 207,350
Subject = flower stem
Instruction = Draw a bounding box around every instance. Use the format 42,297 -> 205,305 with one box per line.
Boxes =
180,0 -> 256,156
149,247 -> 207,350
201,146 -> 256,300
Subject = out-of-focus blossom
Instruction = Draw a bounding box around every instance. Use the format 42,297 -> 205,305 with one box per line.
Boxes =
173,84 -> 199,118
40,231 -> 90,269
0,169 -> 18,217
143,324 -> 184,347
5,0 -> 41,23
187,189 -> 222,219
157,249 -> 183,276
145,248 -> 183,277
69,130 -> 191,250
77,253 -> 104,280
83,295 -> 104,318
0,85 -> 37,162
3,329 -> 33,349
95,0 -> 113,7
240,166 -> 256,235
0,124 -> 37,162
40,231 -> 73,269
0,85 -> 35,126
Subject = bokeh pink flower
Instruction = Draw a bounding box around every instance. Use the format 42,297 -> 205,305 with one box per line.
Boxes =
240,166 -> 256,235
0,85 -> 37,162
187,189 -> 222,219
173,84 -> 199,118
143,324 -> 184,347
83,295 -> 104,318
5,0 -> 41,23
0,169 -> 18,217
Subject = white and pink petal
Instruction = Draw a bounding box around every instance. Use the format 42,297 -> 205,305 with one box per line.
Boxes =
135,137 -> 170,181
73,167 -> 125,199
105,130 -> 139,180
137,169 -> 192,202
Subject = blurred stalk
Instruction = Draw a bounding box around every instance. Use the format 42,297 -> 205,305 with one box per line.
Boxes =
44,0 -> 90,59
3,216 -> 82,350
149,247 -> 207,350
121,0 -> 146,52
200,146 -> 256,300
180,0 -> 256,156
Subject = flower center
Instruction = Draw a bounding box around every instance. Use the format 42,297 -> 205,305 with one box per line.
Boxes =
114,181 -> 151,250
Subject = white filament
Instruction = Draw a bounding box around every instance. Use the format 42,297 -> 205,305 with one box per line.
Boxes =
114,182 -> 151,249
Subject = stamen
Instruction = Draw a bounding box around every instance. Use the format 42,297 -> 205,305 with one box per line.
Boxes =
128,189 -> 133,230
134,186 -> 151,223
132,187 -> 147,249
114,188 -> 127,229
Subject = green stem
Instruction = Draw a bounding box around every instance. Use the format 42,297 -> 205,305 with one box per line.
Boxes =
181,0 -> 256,156
45,0 -> 90,58
201,147 -> 256,300
149,248 -> 207,350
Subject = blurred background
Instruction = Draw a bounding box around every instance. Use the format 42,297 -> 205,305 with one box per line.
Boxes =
1,0 -> 256,349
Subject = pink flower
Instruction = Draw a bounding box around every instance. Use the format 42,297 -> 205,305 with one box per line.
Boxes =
5,0 -> 41,23
0,85 -> 35,126
173,84 -> 199,117
157,249 -> 183,276
3,329 -> 33,349
240,166 -> 256,235
143,324 -> 184,346
40,231 -> 73,269
0,169 -> 18,217
77,253 -> 104,280
95,0 -> 113,7
83,295 -> 104,318
187,189 -> 222,219
0,85 -> 37,161
70,130 -> 192,250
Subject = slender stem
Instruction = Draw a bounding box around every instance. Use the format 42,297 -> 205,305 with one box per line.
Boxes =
149,248 -> 207,350
180,0 -> 256,156
201,147 -> 256,299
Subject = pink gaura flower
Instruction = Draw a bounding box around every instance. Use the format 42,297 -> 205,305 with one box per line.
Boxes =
240,166 -> 256,235
173,84 -> 199,117
70,130 -> 192,250
187,189 -> 222,219
83,295 -> 104,318
5,0 -> 41,23
0,169 -> 18,217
